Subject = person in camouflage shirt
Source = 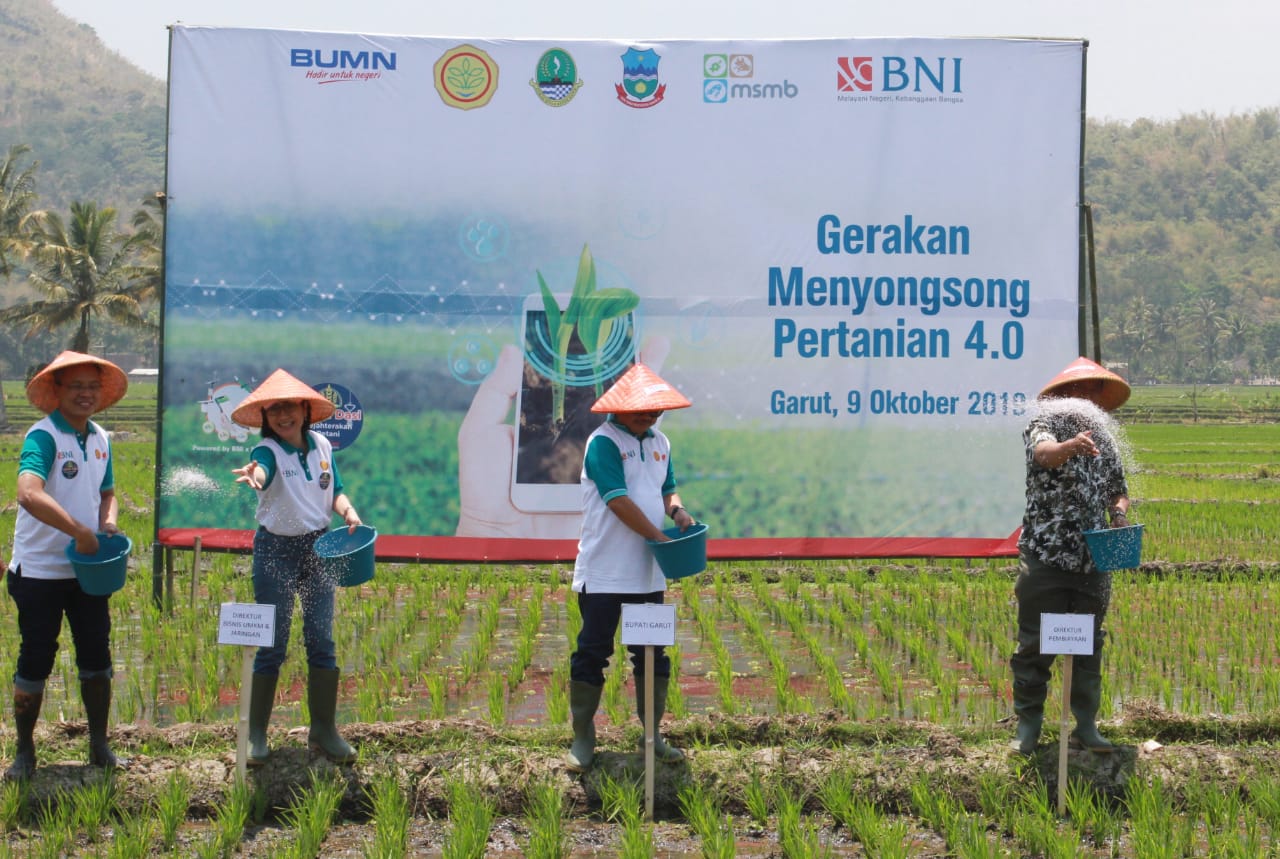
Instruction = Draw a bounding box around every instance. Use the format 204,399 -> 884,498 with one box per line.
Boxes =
1011,357 -> 1132,756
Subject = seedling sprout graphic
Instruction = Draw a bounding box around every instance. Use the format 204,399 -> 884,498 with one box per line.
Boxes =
535,244 -> 640,428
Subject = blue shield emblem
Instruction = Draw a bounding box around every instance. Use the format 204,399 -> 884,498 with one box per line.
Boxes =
621,48 -> 661,102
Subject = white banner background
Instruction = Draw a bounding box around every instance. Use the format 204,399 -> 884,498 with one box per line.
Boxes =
161,29 -> 1084,557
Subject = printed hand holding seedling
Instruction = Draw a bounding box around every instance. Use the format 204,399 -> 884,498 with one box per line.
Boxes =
456,336 -> 670,539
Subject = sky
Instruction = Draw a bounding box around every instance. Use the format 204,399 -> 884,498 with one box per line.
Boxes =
51,0 -> 1279,123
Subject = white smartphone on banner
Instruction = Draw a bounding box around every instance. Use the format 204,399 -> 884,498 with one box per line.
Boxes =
510,293 -> 636,513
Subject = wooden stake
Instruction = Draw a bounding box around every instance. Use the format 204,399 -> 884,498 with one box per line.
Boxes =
1057,654 -> 1074,816
644,644 -> 655,822
190,535 -> 203,608
236,647 -> 253,782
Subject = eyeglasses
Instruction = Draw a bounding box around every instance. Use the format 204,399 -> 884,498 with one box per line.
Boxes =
61,382 -> 102,393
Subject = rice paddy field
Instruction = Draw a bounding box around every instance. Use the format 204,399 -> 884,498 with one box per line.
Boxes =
0,382 -> 1279,856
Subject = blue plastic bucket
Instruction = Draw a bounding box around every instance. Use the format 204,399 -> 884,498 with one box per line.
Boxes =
647,523 -> 708,579
1082,524 -> 1143,571
65,533 -> 132,596
315,525 -> 377,587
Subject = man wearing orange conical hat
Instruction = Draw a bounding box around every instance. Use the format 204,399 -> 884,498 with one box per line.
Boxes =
565,363 -> 695,771
1010,357 -> 1133,756
230,369 -> 363,766
6,351 -> 131,780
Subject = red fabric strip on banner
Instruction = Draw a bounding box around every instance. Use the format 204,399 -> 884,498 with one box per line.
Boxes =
157,529 -> 1021,562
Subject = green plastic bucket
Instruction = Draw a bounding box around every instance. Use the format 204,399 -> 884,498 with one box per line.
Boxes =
315,525 -> 377,587
65,533 -> 132,596
647,523 -> 708,579
1082,524 -> 1143,571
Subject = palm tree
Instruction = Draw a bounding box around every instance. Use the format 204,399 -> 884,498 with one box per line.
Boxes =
128,191 -> 165,303
0,143 -> 39,279
1150,304 -> 1186,381
1191,296 -> 1226,379
0,143 -> 41,432
0,200 -> 156,353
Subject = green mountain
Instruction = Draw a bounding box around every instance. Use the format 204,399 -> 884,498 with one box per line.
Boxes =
0,0 -> 165,212
1086,112 -> 1280,382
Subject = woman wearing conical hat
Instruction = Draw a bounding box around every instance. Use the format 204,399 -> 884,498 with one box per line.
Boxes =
230,369 -> 363,766
565,363 -> 695,772
1010,357 -> 1132,756
6,351 -> 131,780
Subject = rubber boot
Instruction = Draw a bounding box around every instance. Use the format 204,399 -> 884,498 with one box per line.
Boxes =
635,675 -> 684,763
1069,668 -> 1115,753
247,672 -> 278,766
566,680 -> 603,772
81,676 -> 128,769
1010,678 -> 1046,755
5,688 -> 42,781
307,668 -> 356,763
1012,714 -> 1043,756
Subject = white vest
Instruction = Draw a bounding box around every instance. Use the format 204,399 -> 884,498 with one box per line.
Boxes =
254,432 -> 335,536
11,416 -> 111,580
573,420 -> 668,594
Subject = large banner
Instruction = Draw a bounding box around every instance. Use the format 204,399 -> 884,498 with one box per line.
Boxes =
160,28 -> 1085,560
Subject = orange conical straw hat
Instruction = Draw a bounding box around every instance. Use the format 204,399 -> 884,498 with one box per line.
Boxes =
591,363 -> 692,413
1039,356 -> 1131,411
231,368 -> 336,428
26,351 -> 128,414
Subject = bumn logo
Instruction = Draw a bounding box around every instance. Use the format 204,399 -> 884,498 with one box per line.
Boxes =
290,48 -> 397,84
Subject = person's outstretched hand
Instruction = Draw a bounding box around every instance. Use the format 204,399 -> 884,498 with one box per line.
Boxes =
232,462 -> 264,490
456,337 -> 670,539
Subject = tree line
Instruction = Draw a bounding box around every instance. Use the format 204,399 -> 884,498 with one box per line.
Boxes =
1089,109 -> 1280,382
0,143 -> 161,430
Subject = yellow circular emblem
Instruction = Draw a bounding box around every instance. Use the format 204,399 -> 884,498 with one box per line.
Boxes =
434,44 -> 499,110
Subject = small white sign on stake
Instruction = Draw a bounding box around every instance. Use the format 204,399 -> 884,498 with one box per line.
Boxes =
218,602 -> 276,648
1040,613 -> 1094,656
620,603 -> 676,647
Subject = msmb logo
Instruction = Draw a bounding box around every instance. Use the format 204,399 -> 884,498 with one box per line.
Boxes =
836,55 -> 964,101
703,54 -> 798,104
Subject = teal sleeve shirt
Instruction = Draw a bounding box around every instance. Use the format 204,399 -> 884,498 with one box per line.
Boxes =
250,438 -> 345,494
19,428 -> 115,492
583,433 -> 676,503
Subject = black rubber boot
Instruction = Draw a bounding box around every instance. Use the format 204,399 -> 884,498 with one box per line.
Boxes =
81,676 -> 128,769
1010,678 -> 1046,755
1069,667 -> 1115,753
307,668 -> 356,763
1013,714 -> 1043,755
5,688 -> 42,781
635,675 -> 684,763
248,672 -> 278,766
566,680 -> 602,772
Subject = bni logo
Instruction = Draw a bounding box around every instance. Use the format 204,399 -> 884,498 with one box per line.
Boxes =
836,57 -> 873,92
703,54 -> 797,103
836,55 -> 964,96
